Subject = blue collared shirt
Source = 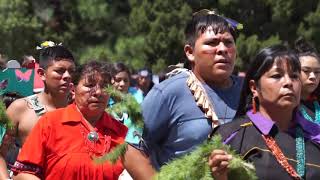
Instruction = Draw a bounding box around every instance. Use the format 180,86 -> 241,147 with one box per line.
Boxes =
247,110 -> 320,144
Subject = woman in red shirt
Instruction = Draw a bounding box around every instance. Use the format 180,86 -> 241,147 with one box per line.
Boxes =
12,61 -> 128,180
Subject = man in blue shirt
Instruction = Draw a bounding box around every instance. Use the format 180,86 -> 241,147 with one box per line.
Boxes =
124,9 -> 243,179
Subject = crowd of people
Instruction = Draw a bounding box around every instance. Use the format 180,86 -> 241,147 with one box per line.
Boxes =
0,8 -> 319,180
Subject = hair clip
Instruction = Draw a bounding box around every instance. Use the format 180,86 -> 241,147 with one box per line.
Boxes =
36,41 -> 62,50
224,17 -> 243,30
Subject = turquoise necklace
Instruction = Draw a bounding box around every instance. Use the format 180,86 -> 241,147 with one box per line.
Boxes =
295,126 -> 305,178
296,100 -> 320,178
300,101 -> 320,124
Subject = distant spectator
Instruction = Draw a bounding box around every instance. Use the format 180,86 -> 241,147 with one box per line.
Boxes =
21,55 -> 36,69
110,62 -> 143,143
137,68 -> 154,97
157,71 -> 166,83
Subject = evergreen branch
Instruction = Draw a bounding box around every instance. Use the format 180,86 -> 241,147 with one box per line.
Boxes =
0,100 -> 13,130
94,86 -> 144,165
154,135 -> 257,180
93,143 -> 128,164
104,86 -> 144,128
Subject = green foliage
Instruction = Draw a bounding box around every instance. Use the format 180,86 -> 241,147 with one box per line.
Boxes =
236,34 -> 281,71
0,100 -> 13,130
104,86 -> 144,129
113,36 -> 149,69
2,0 -> 320,72
78,44 -> 113,64
0,0 -> 40,59
93,86 -> 144,164
94,142 -> 128,164
155,135 -> 257,180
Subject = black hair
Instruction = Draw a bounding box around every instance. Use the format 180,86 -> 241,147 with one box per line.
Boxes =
2,92 -> 23,108
39,46 -> 75,69
185,12 -> 237,47
294,37 -> 320,60
236,44 -> 301,117
294,37 -> 320,99
110,62 -> 131,77
73,60 -> 112,86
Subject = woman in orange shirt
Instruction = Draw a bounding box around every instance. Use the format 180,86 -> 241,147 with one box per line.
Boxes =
12,61 -> 128,180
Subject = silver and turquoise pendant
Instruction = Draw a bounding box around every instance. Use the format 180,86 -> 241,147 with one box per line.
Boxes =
87,131 -> 99,142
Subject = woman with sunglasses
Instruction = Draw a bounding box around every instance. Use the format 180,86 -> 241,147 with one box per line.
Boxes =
294,38 -> 320,126
12,61 -> 128,180
210,45 -> 320,180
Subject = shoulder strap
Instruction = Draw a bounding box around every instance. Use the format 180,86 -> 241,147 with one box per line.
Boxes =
26,94 -> 46,117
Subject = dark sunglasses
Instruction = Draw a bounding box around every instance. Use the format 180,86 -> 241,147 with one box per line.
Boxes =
193,9 -> 243,30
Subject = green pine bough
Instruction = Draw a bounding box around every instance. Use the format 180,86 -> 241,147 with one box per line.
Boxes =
94,86 -> 143,164
94,87 -> 257,180
94,142 -> 128,164
0,100 -> 13,130
104,86 -> 144,129
155,135 -> 257,180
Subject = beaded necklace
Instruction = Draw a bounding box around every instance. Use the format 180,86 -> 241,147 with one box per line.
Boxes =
262,134 -> 301,180
262,124 -> 305,179
296,100 -> 320,178
295,126 -> 305,178
300,101 -> 320,124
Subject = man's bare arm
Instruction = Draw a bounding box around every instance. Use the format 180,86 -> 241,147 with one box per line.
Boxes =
123,145 -> 156,180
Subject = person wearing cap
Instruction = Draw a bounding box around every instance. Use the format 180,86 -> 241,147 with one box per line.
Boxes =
137,68 -> 154,97
123,9 -> 243,179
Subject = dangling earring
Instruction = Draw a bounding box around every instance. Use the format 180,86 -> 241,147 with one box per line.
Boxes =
252,96 -> 257,114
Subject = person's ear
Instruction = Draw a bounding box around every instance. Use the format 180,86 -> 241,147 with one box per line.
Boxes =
37,68 -> 46,81
184,44 -> 195,63
249,80 -> 259,98
111,78 -> 115,85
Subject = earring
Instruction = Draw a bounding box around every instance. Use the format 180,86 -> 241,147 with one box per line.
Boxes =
252,96 -> 257,114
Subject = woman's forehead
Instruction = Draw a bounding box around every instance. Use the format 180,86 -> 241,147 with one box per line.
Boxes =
300,56 -> 320,66
268,57 -> 297,72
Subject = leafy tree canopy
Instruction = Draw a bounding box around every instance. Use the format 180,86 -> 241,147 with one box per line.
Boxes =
1,0 -> 319,72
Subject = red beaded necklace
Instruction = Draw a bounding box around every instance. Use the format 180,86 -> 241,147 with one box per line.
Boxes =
262,135 -> 301,180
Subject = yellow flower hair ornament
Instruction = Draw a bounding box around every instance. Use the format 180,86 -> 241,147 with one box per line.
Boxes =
36,41 -> 62,50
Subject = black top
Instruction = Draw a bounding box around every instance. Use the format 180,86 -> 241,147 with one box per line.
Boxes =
213,117 -> 320,180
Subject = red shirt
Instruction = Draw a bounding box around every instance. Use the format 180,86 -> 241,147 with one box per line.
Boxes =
12,103 -> 128,180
